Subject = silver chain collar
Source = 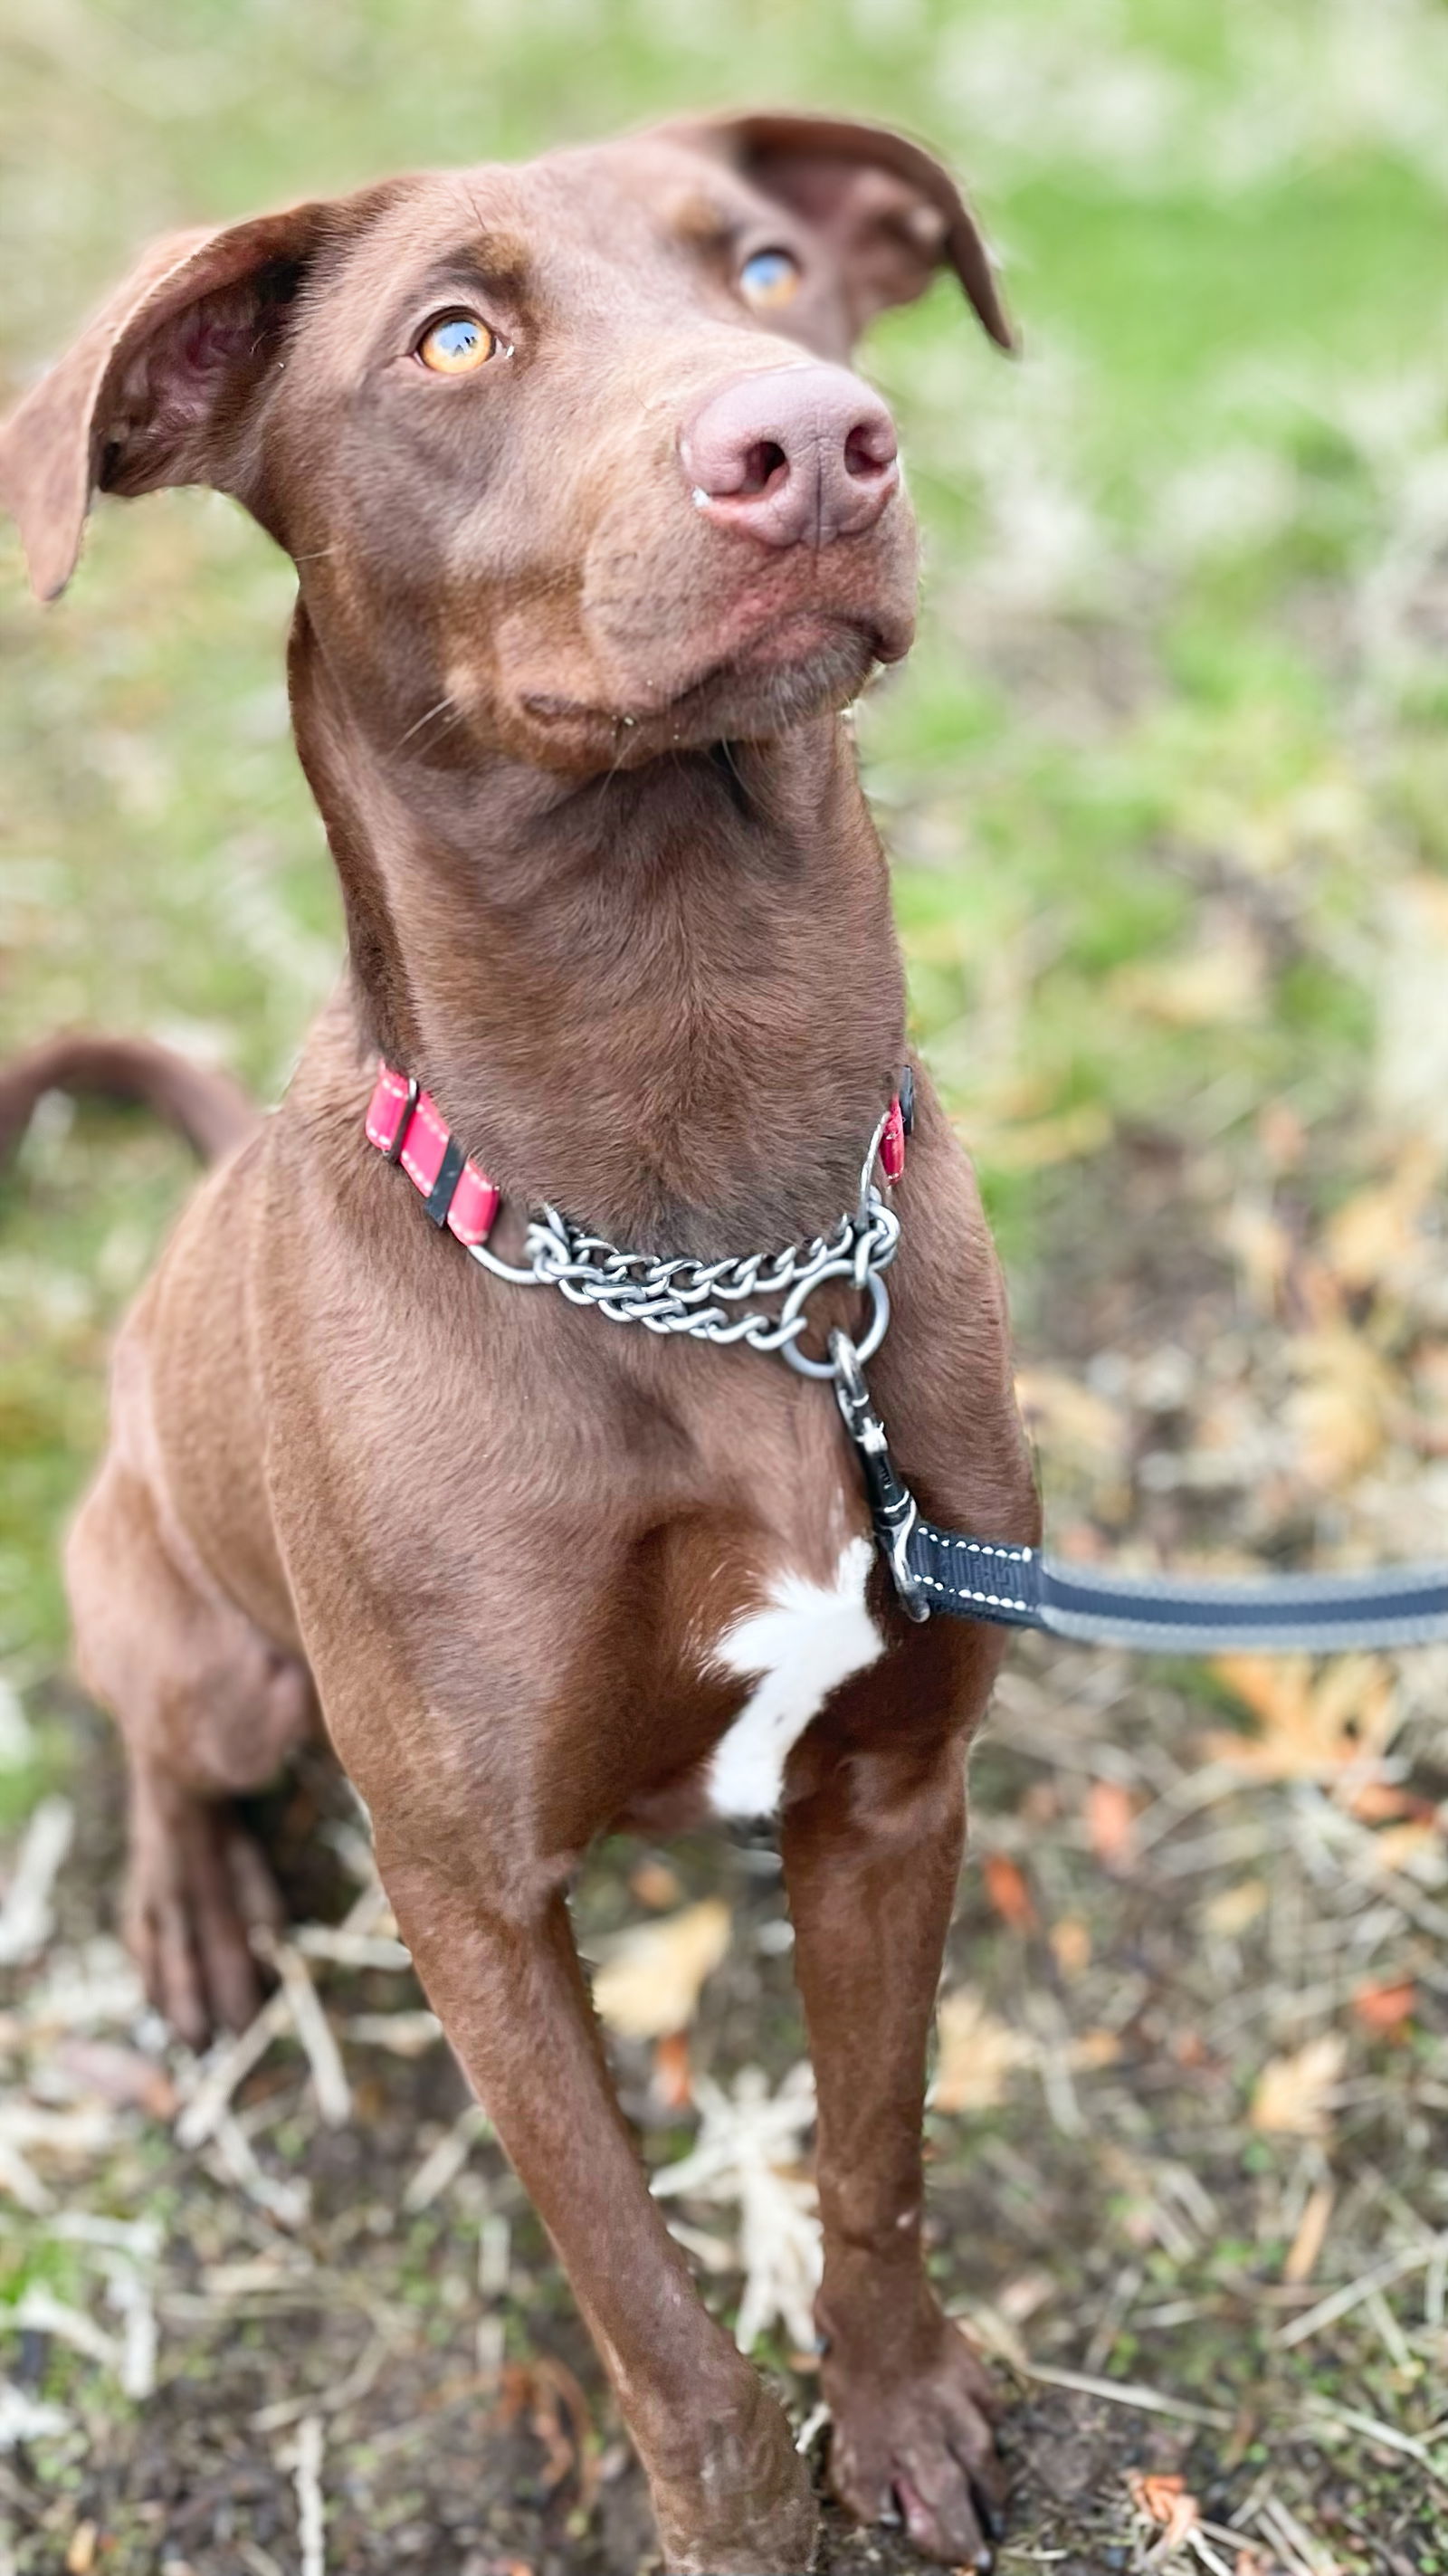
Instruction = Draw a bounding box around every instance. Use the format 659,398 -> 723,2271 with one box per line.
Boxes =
467,1108 -> 900,1379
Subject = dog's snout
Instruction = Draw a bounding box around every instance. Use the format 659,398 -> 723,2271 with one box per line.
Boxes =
681,365 -> 900,549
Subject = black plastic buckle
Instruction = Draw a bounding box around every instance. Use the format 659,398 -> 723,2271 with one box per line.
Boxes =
385,1075 -> 420,1165
829,1331 -> 930,1622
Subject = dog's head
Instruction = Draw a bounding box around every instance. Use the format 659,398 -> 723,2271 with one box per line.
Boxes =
0,115 -> 1011,772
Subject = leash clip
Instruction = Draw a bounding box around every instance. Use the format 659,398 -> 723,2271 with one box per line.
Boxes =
828,1330 -> 930,1623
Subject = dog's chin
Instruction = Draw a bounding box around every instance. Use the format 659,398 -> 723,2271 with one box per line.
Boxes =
512,612 -> 901,773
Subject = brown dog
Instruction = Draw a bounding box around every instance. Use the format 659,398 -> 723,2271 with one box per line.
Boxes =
0,115 -> 1039,2574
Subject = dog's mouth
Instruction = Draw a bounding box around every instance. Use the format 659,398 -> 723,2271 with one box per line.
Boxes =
520,606 -> 902,758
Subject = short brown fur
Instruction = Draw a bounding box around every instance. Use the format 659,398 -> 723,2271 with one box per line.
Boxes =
0,115 -> 1037,2574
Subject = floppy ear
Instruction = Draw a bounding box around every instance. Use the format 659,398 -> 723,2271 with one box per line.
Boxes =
685,110 -> 1015,353
0,201 -> 335,601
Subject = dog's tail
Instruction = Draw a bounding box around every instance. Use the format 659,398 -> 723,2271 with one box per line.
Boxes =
0,1033 -> 258,1168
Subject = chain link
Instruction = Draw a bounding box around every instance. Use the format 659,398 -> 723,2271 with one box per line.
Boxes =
466,1135 -> 901,1375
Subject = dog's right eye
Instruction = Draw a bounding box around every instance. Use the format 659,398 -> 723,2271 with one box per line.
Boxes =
738,247 -> 802,310
416,312 -> 499,374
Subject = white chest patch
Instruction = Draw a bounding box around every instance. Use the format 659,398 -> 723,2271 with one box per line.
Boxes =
705,1536 -> 883,1818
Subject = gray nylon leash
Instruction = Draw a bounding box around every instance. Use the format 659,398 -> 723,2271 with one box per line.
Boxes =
827,1329 -> 1448,1652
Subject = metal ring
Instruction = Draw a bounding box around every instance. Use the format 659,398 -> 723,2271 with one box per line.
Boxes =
779,1271 -> 891,1379
468,1238 -> 548,1288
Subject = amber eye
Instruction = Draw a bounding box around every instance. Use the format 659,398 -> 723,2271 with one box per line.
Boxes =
738,246 -> 802,310
417,311 -> 498,374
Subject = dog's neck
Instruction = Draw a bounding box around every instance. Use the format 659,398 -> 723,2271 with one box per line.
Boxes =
290,610 -> 908,1254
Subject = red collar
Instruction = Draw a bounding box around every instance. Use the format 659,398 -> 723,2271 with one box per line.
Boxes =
364,1062 -> 907,1245
364,1067 -> 500,1244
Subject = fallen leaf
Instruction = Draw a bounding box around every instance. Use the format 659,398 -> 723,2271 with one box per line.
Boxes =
1204,1878 -> 1268,1938
653,2065 -> 820,2353
628,1858 -> 684,1911
1282,2180 -> 1336,2285
1325,1140 -> 1438,1294
997,2270 -> 1054,2324
1350,1977 -> 1416,2037
1070,2028 -> 1123,2072
653,2031 -> 693,2111
977,1102 -> 1113,1172
1127,2467 -> 1200,2548
65,2524 -> 99,2576
495,2356 -> 594,2505
1111,922 -> 1264,1026
1285,1329 -> 1396,1487
1015,1366 -> 1124,1463
1363,1819 -> 1440,1876
593,1900 -> 731,2041
54,2038 -> 176,2120
1207,1655 -> 1396,1789
1250,2034 -> 1346,2139
933,1989 -> 1034,2113
1347,1780 -> 1435,1826
1085,1779 -> 1139,1875
1258,1100 -> 1306,1170
1373,876 -> 1448,1152
981,1853 -> 1037,1932
1050,1916 -> 1091,1978
1221,1200 -> 1292,1314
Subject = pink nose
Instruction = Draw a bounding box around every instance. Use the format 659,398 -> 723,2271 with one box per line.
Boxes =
681,364 -> 900,549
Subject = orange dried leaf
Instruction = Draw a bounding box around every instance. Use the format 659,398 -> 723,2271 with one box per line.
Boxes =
629,1857 -> 684,1911
1070,2028 -> 1123,2072
1127,2467 -> 1199,2547
934,1988 -> 1034,2113
1207,1654 -> 1395,1788
592,1899 -> 731,2040
653,2030 -> 693,2110
1285,1328 -> 1395,1487
1204,1877 -> 1268,1938
1348,1780 -> 1433,1826
1250,2033 -> 1346,2139
1085,1779 -> 1139,1875
1351,1977 -> 1416,2037
1282,2180 -> 1336,2285
1324,1140 -> 1437,1294
982,1853 -> 1037,1932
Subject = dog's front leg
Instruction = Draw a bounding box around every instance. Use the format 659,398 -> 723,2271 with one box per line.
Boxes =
782,1679 -> 1005,2571
376,1833 -> 819,2576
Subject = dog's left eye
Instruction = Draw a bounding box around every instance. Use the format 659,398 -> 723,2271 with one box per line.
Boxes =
416,312 -> 500,374
738,248 -> 801,310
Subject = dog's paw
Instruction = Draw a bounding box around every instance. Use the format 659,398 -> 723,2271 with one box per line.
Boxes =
126,1784 -> 283,2049
650,2370 -> 818,2574
824,2310 -> 1005,2570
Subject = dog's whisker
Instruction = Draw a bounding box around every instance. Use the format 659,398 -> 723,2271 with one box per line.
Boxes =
391,693 -> 462,756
